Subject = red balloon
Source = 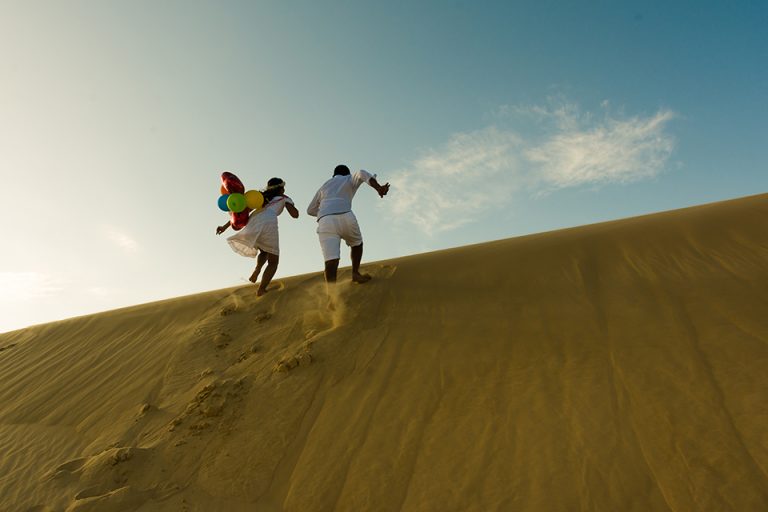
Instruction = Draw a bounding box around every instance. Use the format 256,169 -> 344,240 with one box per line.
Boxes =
230,209 -> 251,230
221,171 -> 245,194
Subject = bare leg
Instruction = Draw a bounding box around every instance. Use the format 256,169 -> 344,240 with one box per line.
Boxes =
323,258 -> 340,310
257,253 -> 279,296
324,258 -> 340,283
351,243 -> 371,283
249,251 -> 269,283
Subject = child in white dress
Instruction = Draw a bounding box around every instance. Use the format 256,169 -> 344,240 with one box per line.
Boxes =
216,178 -> 299,296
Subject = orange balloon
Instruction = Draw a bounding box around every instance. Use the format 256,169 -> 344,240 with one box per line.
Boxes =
220,185 -> 228,195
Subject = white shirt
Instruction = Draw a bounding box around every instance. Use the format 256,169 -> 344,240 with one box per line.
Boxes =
307,170 -> 374,220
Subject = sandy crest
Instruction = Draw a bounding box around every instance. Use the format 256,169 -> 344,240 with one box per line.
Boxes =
1,193 -> 767,511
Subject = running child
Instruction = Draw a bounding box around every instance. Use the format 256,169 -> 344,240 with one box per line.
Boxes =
216,177 -> 299,295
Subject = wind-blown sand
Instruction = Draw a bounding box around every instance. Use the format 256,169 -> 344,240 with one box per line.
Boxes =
2,193 -> 767,511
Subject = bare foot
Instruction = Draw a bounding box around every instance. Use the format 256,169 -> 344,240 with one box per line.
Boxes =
257,286 -> 269,297
352,272 -> 372,284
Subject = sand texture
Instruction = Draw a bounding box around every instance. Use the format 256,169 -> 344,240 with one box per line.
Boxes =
1,193 -> 767,511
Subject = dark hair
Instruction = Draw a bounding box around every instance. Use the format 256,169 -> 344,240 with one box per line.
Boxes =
333,164 -> 351,176
262,177 -> 285,203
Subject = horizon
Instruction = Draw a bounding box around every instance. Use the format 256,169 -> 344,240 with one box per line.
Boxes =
2,1 -> 767,333
4,191 -> 763,333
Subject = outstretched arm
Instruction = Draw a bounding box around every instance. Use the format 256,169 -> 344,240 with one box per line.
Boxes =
216,221 -> 231,235
368,176 -> 390,198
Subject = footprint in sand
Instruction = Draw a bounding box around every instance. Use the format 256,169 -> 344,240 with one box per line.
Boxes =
269,298 -> 337,373
169,378 -> 249,436
273,346 -> 313,373
253,312 -> 272,323
213,332 -> 231,349
0,343 -> 17,352
49,457 -> 88,479
134,403 -> 152,421
69,484 -> 149,511
302,310 -> 333,339
235,279 -> 285,298
47,445 -> 143,495
273,356 -> 299,373
366,264 -> 397,280
220,305 -> 238,316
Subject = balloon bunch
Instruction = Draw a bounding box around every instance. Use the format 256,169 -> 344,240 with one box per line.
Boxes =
218,172 -> 264,230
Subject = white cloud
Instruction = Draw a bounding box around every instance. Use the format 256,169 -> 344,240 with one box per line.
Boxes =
388,100 -> 676,234
105,227 -> 139,252
388,127 -> 523,235
0,272 -> 62,302
523,106 -> 675,191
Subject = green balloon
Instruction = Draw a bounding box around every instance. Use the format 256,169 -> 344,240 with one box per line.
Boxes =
227,193 -> 247,213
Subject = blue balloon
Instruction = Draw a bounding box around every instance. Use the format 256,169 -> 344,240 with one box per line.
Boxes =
218,194 -> 230,212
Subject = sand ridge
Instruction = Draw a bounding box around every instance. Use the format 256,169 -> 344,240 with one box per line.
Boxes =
1,193 -> 767,511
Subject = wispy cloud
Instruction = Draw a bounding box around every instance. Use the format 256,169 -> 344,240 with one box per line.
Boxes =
522,105 -> 675,191
388,99 -> 676,234
389,127 -> 523,234
0,272 -> 62,302
105,227 -> 139,252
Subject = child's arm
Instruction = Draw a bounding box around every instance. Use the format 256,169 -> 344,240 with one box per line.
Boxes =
216,221 -> 231,235
286,202 -> 299,219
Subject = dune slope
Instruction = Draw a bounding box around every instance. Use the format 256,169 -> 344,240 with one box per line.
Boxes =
2,193 -> 768,511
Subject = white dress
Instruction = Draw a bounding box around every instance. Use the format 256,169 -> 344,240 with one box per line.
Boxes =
227,195 -> 293,257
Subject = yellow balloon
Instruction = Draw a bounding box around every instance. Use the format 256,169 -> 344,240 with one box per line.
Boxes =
245,190 -> 264,210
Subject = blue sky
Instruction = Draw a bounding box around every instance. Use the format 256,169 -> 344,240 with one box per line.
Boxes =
1,1 -> 766,333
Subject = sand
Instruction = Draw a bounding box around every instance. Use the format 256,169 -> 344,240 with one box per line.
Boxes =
1,193 -> 767,511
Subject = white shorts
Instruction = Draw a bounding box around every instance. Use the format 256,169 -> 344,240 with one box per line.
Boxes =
317,211 -> 363,261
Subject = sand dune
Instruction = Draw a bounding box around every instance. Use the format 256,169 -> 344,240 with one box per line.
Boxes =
2,193 -> 768,511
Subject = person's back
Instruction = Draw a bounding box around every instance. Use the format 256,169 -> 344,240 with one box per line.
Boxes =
307,170 -> 372,219
255,194 -> 291,220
